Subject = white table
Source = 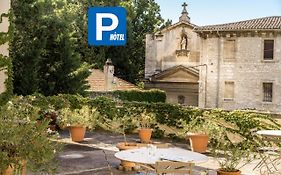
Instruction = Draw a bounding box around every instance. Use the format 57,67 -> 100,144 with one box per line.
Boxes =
115,147 -> 208,165
257,130 -> 281,138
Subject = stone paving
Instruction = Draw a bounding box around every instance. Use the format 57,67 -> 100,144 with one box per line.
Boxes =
52,130 -> 280,175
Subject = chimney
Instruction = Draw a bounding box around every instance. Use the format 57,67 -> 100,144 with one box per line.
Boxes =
104,59 -> 114,91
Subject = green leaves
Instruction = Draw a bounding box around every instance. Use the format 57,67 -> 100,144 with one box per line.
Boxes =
11,0 -> 91,96
58,105 -> 99,129
0,97 -> 61,173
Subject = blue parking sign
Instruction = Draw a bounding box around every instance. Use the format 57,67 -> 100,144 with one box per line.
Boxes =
88,7 -> 127,46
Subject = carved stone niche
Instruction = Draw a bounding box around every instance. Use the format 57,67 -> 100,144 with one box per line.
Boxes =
176,49 -> 190,57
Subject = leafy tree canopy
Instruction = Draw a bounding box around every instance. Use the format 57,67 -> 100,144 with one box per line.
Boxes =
11,0 -> 171,96
11,0 -> 91,96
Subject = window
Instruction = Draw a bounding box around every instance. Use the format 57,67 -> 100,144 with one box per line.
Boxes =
263,40 -> 274,60
178,95 -> 185,105
224,81 -> 234,100
223,40 -> 236,60
263,83 -> 273,102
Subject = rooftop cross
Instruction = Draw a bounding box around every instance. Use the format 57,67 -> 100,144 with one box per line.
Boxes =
179,2 -> 190,22
182,2 -> 188,14
182,2 -> 188,9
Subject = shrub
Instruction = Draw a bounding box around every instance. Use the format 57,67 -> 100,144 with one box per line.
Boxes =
10,94 -> 281,142
113,89 -> 166,103
0,96 -> 61,174
58,106 -> 99,129
90,89 -> 166,103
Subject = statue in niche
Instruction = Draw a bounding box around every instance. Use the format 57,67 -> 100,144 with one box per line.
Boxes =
180,35 -> 188,50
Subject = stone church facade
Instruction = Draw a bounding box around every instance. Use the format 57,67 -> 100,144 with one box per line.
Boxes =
145,3 -> 281,112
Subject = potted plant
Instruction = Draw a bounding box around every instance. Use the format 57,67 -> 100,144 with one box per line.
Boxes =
0,97 -> 61,175
99,115 -> 139,170
133,111 -> 156,143
211,128 -> 254,175
181,110 -> 237,153
181,116 -> 214,153
58,106 -> 98,142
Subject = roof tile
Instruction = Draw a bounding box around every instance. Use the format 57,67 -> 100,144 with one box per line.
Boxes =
195,16 -> 281,31
86,69 -> 137,92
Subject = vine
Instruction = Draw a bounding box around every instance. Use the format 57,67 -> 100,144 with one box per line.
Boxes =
0,11 -> 13,105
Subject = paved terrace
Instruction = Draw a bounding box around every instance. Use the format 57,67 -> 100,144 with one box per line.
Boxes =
48,130 -> 281,175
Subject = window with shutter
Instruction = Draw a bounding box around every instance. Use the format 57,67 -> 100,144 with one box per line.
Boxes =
263,40 -> 274,60
223,40 -> 236,60
263,83 -> 273,102
224,81 -> 234,101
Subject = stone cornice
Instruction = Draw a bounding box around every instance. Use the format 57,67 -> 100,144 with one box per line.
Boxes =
196,30 -> 281,39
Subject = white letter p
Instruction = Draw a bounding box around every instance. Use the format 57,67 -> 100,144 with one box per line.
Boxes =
96,13 -> 119,41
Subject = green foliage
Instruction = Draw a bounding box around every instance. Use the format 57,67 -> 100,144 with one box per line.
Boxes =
0,96 -> 61,174
14,94 -> 281,142
72,0 -> 169,83
88,96 -> 118,120
190,109 -> 281,172
58,106 -> 99,129
113,89 -> 166,103
11,0 -> 90,96
132,110 -> 156,128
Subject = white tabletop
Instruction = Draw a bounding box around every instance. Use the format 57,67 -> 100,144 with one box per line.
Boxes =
256,130 -> 281,137
115,147 -> 208,165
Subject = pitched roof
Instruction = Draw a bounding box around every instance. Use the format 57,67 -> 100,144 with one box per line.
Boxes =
154,21 -> 197,35
195,16 -> 281,32
86,69 -> 137,92
151,65 -> 199,82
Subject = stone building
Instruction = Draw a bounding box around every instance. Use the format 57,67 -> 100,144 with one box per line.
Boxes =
145,3 -> 281,112
0,0 -> 10,93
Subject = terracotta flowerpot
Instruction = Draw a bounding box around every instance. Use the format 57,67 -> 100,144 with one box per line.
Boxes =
217,169 -> 241,175
138,128 -> 153,143
20,160 -> 27,175
1,165 -> 13,175
1,160 -> 27,175
116,142 -> 138,151
69,126 -> 86,142
116,142 -> 139,169
186,133 -> 208,153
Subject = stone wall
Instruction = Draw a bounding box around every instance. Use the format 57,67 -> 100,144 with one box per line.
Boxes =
200,35 -> 281,112
145,82 -> 199,106
0,0 -> 10,94
145,24 -> 201,78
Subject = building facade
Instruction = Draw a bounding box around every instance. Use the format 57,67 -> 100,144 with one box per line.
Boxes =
145,3 -> 281,112
0,0 -> 10,93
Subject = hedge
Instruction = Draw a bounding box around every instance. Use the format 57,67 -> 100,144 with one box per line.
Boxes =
113,89 -> 166,103
89,89 -> 166,103
22,94 -> 281,133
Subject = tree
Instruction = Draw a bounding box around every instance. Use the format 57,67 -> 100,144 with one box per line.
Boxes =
74,0 -> 168,84
11,0 -> 90,96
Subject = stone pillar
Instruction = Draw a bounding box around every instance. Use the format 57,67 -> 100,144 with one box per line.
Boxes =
104,59 -> 114,91
0,0 -> 10,93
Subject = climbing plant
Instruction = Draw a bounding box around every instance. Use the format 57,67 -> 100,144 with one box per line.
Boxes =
0,11 -> 13,105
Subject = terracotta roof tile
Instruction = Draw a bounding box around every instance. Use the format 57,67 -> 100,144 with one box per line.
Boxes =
195,16 -> 281,32
86,69 -> 138,92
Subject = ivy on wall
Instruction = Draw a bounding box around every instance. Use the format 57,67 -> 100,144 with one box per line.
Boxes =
0,12 -> 13,105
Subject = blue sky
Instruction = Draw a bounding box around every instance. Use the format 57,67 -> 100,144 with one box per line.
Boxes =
154,0 -> 281,26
